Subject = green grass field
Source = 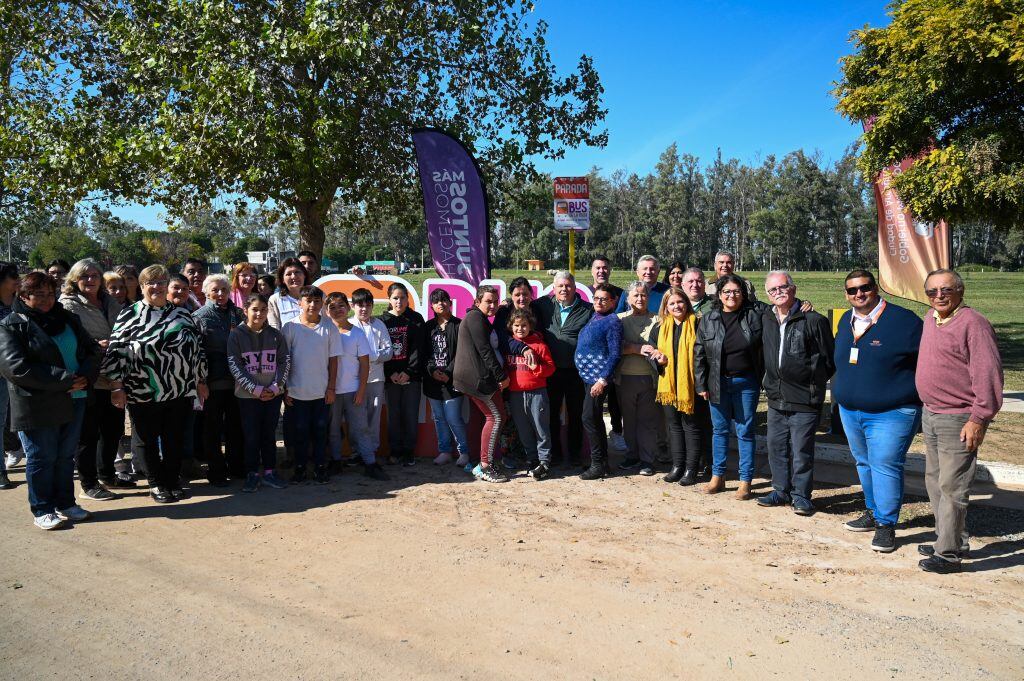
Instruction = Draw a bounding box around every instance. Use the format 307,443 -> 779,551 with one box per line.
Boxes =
367,268 -> 1024,391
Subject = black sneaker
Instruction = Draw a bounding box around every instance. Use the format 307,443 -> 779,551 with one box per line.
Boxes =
314,465 -> 330,484
207,476 -> 230,488
242,472 -> 260,493
918,543 -> 970,558
580,464 -> 608,480
363,462 -> 390,481
844,511 -> 876,532
618,458 -> 641,470
327,459 -> 343,476
528,463 -> 550,480
918,555 -> 962,574
102,474 -> 138,489
478,465 -> 509,483
638,465 -> 655,476
871,525 -> 897,553
0,472 -> 14,490
290,466 -> 307,485
80,485 -> 118,501
170,487 -> 188,501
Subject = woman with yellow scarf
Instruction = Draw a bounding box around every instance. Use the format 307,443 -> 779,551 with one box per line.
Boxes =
649,287 -> 701,486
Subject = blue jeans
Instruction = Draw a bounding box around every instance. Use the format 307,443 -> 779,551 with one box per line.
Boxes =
709,373 -> 759,481
839,405 -> 921,526
289,398 -> 328,469
238,396 -> 283,473
19,399 -> 87,517
427,397 -> 470,457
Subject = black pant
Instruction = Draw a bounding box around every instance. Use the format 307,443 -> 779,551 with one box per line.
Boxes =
581,382 -> 608,468
663,404 -> 703,471
548,367 -> 584,464
606,382 -> 623,434
129,397 -> 191,490
77,389 -> 126,488
385,382 -> 421,457
695,394 -> 713,470
767,407 -> 819,501
203,388 -> 243,479
238,396 -> 283,473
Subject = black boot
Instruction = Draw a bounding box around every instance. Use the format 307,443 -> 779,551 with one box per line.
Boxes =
580,462 -> 608,480
663,466 -> 685,483
679,469 -> 697,486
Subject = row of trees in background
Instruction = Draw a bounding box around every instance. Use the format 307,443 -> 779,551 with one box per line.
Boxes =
12,141 -> 1022,272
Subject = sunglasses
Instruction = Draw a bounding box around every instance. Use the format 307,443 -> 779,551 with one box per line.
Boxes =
845,283 -> 874,295
924,287 -> 961,299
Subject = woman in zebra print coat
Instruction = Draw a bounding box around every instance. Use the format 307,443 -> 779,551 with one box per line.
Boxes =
102,265 -> 209,504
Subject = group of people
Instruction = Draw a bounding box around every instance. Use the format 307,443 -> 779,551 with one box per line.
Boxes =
0,250 -> 1004,574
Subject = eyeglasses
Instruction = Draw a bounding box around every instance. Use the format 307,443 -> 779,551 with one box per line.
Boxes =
845,283 -> 874,295
593,296 -> 613,303
720,289 -> 742,297
766,285 -> 793,296
924,287 -> 961,299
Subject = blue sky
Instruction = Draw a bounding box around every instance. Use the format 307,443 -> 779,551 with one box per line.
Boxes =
108,0 -> 889,228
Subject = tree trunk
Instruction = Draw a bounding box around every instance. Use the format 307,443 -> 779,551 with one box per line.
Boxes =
292,192 -> 335,260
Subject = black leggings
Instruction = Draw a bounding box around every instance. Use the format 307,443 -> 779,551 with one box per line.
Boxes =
77,389 -> 126,487
128,397 -> 191,490
663,404 -> 703,471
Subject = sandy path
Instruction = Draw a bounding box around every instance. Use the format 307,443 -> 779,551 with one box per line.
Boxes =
1,465 -> 1022,680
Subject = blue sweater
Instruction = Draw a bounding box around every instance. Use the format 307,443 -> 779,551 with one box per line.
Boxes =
832,301 -> 922,412
574,312 -> 623,384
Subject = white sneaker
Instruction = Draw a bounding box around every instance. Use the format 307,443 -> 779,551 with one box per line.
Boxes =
433,452 -> 454,465
34,513 -> 67,530
609,432 -> 627,451
455,453 -> 470,467
5,450 -> 23,468
56,505 -> 92,522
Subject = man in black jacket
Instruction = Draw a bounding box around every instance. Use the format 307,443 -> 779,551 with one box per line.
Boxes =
757,271 -> 835,515
531,272 -> 594,466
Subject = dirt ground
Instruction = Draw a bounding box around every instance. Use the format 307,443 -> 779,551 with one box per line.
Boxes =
1,461 -> 1022,681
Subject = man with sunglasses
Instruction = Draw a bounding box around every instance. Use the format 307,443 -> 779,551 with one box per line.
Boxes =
915,269 -> 1002,573
832,269 -> 923,554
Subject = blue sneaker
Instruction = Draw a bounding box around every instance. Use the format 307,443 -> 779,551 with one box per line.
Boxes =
501,456 -> 521,471
464,462 -> 476,474
262,471 -> 288,489
471,463 -> 484,479
791,497 -> 815,516
756,490 -> 791,507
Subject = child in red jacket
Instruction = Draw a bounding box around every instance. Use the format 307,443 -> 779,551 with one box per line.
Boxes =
504,309 -> 556,479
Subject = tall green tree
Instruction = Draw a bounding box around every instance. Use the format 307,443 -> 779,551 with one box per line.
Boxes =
12,0 -> 606,258
835,0 -> 1024,228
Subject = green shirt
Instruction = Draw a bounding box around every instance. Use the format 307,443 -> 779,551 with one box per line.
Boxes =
616,311 -> 658,377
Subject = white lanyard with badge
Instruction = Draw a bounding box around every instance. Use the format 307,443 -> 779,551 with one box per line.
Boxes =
849,300 -> 886,364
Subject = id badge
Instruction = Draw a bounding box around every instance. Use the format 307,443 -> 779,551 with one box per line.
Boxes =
849,347 -> 859,365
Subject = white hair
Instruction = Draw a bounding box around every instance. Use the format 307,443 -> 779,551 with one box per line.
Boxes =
636,254 -> 659,269
553,270 -> 575,284
202,273 -> 231,293
765,270 -> 794,290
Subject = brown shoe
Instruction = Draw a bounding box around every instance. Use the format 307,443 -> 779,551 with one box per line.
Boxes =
735,481 -> 752,500
703,475 -> 725,494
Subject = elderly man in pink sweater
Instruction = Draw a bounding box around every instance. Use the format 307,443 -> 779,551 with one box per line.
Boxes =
915,268 -> 1003,574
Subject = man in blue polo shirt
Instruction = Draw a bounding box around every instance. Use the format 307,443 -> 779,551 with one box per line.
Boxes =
832,269 -> 922,554
615,255 -> 669,314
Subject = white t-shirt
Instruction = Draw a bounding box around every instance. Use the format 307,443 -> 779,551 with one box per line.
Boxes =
282,316 -> 342,401
272,292 -> 301,328
335,325 -> 371,394
350,316 -> 391,384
